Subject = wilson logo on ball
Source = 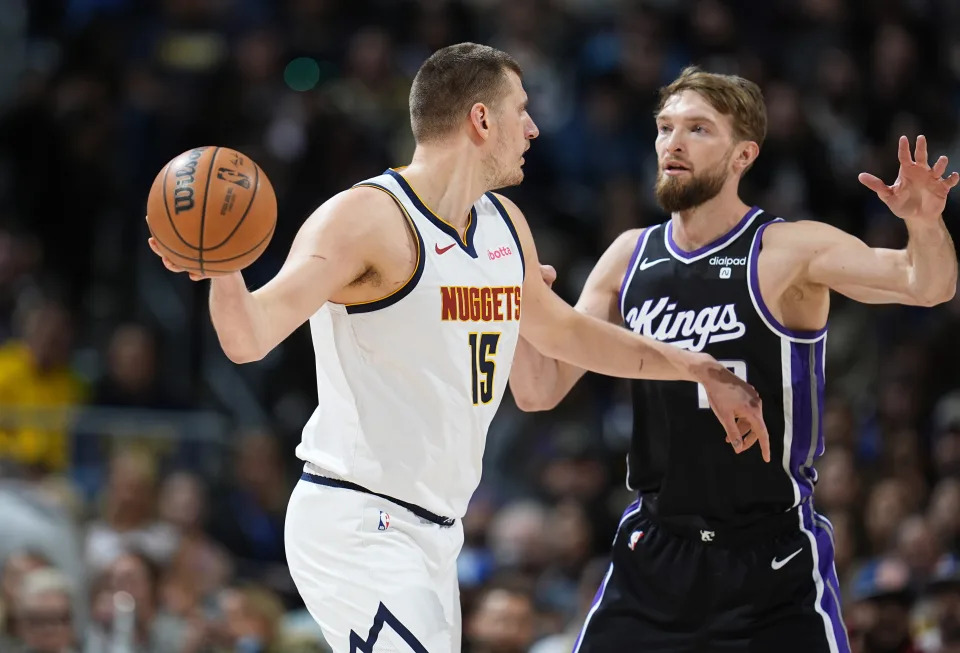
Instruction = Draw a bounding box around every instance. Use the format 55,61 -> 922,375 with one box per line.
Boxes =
172,148 -> 206,214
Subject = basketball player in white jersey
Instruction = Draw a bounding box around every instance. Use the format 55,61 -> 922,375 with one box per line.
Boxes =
147,45 -> 771,652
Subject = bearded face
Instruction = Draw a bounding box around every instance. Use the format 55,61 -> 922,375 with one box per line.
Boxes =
654,149 -> 732,213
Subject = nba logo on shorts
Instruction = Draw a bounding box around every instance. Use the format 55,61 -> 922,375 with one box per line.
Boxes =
720,267 -> 732,279
628,530 -> 644,550
378,511 -> 390,531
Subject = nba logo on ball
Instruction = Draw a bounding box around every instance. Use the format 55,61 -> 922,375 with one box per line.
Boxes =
378,511 -> 390,531
628,530 -> 644,550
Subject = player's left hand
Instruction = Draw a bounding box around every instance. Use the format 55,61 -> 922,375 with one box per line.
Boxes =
859,135 -> 959,222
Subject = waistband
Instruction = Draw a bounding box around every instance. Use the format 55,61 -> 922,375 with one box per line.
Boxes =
640,494 -> 805,546
299,472 -> 456,528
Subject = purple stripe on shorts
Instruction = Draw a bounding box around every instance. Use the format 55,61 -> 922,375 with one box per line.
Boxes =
803,503 -> 851,652
572,498 -> 642,653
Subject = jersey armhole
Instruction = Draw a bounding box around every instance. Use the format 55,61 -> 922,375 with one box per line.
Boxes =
746,219 -> 827,342
343,183 -> 426,315
485,192 -> 525,278
618,227 -> 655,321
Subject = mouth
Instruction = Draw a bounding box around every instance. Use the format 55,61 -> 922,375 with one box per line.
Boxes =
662,162 -> 691,176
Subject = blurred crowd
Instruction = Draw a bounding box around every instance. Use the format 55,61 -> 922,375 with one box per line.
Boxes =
1,0 -> 960,651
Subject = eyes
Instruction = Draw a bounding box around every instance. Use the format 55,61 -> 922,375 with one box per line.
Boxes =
657,124 -> 708,135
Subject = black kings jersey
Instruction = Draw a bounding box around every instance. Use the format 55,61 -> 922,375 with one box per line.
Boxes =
619,207 -> 826,525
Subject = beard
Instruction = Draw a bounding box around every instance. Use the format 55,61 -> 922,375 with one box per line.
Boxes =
654,157 -> 729,213
483,130 -> 525,191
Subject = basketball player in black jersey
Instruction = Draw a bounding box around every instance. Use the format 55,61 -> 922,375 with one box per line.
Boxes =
510,67 -> 958,652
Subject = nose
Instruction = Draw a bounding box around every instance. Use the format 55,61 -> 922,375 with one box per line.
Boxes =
526,116 -> 539,140
664,129 -> 684,153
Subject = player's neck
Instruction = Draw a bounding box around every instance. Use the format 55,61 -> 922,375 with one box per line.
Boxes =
670,193 -> 752,252
399,146 -> 486,232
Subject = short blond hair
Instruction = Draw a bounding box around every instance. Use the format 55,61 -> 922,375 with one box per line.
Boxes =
657,66 -> 767,148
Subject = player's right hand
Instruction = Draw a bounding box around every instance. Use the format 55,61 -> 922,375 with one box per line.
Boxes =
697,361 -> 771,463
146,216 -> 209,281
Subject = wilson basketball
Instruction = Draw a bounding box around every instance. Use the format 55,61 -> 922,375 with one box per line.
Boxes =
146,146 -> 276,275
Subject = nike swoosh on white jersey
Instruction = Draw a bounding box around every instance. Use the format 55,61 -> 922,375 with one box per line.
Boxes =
638,257 -> 670,271
771,548 -> 802,570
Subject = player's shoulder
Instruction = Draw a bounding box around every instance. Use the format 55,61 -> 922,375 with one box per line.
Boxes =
298,186 -> 408,247
761,217 -> 846,248
604,228 -> 646,263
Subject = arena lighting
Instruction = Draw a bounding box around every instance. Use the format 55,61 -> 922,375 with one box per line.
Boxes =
284,56 -> 321,92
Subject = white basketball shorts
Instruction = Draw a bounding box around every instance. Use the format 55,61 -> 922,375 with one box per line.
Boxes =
284,466 -> 464,652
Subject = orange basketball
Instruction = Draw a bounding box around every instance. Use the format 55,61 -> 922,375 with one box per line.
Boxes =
146,146 -> 276,275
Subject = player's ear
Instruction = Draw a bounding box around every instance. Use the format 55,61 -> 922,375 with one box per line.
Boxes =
469,103 -> 491,140
733,141 -> 760,174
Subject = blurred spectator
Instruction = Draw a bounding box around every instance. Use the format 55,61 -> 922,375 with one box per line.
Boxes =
92,323 -> 177,410
156,471 -> 231,618
84,550 -> 186,653
847,557 -> 919,653
12,568 -> 78,653
0,298 -> 85,475
466,576 -> 537,653
1,550 -> 50,646
921,557 -> 960,653
530,556 -> 608,653
207,430 -> 292,600
84,448 -> 177,574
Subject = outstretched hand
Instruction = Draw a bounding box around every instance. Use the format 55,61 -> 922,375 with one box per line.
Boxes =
698,362 -> 771,463
859,135 -> 959,222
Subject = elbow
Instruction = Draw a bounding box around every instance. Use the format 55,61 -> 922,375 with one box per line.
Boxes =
512,389 -> 560,413
219,338 -> 266,364
913,282 -> 956,307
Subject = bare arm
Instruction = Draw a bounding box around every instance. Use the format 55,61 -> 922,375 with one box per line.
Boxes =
799,135 -> 958,306
150,187 -> 389,362
789,218 -> 957,306
510,229 -> 639,411
497,194 -> 770,460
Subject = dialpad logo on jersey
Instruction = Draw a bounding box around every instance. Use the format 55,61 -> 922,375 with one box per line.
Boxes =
378,511 -> 390,531
709,256 -> 746,266
488,245 -> 513,261
440,286 -> 521,322
624,297 -> 746,351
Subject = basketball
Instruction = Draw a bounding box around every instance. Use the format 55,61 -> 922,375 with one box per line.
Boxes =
146,146 -> 276,275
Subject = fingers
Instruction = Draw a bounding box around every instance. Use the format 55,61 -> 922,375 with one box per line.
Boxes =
946,171 -> 960,189
148,237 -> 162,257
752,408 -> 772,463
718,411 -> 743,453
915,134 -> 928,167
857,172 -> 891,196
933,155 -> 949,178
898,134 -> 912,167
540,264 -> 557,288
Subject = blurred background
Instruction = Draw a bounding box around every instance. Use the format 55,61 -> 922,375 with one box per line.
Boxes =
0,0 -> 959,651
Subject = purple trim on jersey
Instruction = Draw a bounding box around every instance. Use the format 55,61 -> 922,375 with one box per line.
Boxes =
813,338 -> 827,458
802,502 -> 851,652
618,229 -> 651,318
749,221 -> 828,340
666,205 -> 761,260
789,343 -> 817,499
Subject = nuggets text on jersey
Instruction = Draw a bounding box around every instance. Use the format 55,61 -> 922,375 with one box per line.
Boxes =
440,285 -> 522,322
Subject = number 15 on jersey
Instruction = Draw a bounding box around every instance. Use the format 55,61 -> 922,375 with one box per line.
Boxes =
469,332 -> 501,405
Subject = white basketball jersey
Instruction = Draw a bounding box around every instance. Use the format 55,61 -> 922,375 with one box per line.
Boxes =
296,169 -> 525,518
